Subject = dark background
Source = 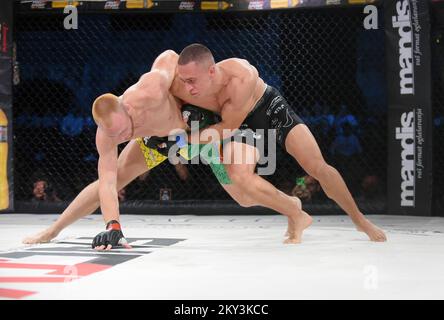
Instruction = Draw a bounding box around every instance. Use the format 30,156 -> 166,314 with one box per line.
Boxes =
10,3 -> 442,215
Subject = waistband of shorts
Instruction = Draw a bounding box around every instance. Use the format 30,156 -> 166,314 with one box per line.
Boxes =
247,84 -> 273,117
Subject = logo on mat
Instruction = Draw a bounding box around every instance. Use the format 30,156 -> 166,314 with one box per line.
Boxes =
0,237 -> 185,299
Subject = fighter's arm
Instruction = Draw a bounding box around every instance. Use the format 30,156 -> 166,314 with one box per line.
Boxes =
96,129 -> 120,224
188,62 -> 258,144
151,49 -> 179,87
121,52 -> 178,111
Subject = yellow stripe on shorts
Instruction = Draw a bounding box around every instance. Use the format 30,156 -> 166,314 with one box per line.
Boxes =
136,138 -> 232,184
136,137 -> 169,170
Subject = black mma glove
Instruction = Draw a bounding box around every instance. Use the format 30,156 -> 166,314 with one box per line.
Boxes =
145,105 -> 220,157
92,220 -> 128,249
145,136 -> 178,157
181,104 -> 221,130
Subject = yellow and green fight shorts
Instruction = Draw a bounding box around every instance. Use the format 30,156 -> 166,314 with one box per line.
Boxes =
136,137 -> 232,185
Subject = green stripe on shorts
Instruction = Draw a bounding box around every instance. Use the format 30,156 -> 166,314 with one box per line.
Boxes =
179,143 -> 232,185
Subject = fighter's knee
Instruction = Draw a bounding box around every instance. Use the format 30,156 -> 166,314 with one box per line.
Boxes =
223,141 -> 259,166
305,159 -> 329,180
307,162 -> 341,200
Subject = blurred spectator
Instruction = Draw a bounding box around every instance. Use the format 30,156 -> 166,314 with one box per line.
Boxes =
304,175 -> 321,197
301,101 -> 335,153
334,103 -> 359,136
60,111 -> 84,137
330,122 -> 362,157
291,184 -> 312,202
59,103 -> 98,170
160,188 -> 172,201
31,180 -> 61,202
291,175 -> 322,203
330,122 -> 363,192
32,180 -> 47,202
305,101 -> 335,129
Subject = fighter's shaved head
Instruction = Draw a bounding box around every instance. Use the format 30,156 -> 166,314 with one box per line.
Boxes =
178,43 -> 215,67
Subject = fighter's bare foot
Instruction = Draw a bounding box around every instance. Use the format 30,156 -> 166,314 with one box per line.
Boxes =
356,218 -> 387,242
284,211 -> 313,244
23,229 -> 58,244
285,197 -> 308,236
284,197 -> 313,244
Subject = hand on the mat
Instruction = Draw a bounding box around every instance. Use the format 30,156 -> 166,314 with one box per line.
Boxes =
92,220 -> 132,251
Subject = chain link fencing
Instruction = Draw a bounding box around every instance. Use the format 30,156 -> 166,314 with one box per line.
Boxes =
13,5 -> 388,214
432,2 -> 444,216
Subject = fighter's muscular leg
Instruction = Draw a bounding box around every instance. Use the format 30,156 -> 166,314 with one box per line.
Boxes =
221,141 -> 312,243
284,124 -> 386,242
23,140 -> 148,244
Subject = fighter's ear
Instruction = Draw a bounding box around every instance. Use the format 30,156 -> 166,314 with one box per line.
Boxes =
209,65 -> 216,76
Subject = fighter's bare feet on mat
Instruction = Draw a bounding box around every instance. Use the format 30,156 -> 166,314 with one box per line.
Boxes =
23,229 -> 57,244
284,197 -> 310,235
356,218 -> 387,242
284,197 -> 313,244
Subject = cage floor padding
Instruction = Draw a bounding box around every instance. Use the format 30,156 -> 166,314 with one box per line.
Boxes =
1,214 -> 443,300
